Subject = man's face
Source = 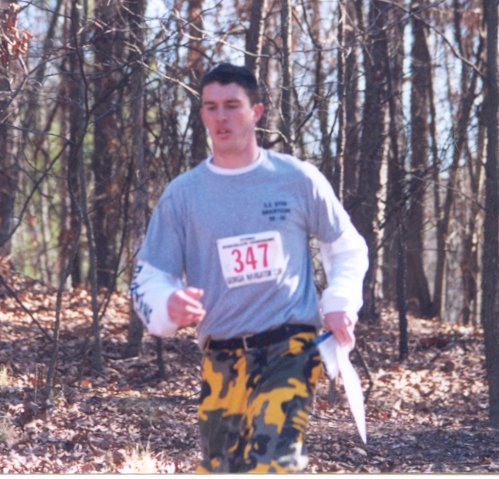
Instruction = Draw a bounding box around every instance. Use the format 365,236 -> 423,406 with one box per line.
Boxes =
200,82 -> 264,156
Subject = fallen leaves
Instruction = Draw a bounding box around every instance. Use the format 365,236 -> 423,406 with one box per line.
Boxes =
306,309 -> 497,473
0,262 -> 497,473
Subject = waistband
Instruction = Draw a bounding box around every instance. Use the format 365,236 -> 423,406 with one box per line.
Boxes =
203,323 -> 317,352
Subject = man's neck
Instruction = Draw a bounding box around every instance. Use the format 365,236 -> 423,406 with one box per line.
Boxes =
211,143 -> 260,169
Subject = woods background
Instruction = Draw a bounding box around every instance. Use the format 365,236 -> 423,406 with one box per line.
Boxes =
0,0 -> 498,427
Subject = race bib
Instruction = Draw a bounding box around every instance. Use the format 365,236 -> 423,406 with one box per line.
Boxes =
217,231 -> 286,288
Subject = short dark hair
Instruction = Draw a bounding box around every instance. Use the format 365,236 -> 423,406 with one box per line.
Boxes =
200,63 -> 261,105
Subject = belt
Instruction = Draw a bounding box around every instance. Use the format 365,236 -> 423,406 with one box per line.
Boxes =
203,324 -> 317,352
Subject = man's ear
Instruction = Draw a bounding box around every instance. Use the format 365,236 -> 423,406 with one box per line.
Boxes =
253,102 -> 265,122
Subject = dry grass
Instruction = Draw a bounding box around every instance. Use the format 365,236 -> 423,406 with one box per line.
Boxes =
0,365 -> 9,389
119,445 -> 161,474
0,418 -> 17,447
118,444 -> 177,474
0,367 -> 20,448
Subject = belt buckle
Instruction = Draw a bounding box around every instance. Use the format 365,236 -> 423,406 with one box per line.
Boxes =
242,335 -> 253,351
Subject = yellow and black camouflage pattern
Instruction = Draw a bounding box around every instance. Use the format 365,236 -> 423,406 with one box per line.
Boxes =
197,330 -> 321,473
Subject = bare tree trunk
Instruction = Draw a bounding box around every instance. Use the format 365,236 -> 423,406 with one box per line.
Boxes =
68,0 -> 103,372
433,38 -> 483,319
341,0 -> 361,211
244,0 -> 267,80
481,0 -> 499,429
353,0 -> 389,321
187,0 -> 207,166
335,1 -> 346,197
256,29 -> 272,148
66,1 -> 84,287
126,0 -> 147,358
0,80 -> 15,257
461,107 -> 486,326
0,2 -> 20,256
452,0 -> 482,327
397,219 -> 408,360
382,1 -> 407,307
47,0 -> 90,394
92,0 -> 126,289
301,1 -> 334,188
407,0 -> 432,317
280,0 -> 294,154
370,0 -> 409,353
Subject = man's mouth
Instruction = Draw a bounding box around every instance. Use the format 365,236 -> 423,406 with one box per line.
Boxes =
217,129 -> 231,137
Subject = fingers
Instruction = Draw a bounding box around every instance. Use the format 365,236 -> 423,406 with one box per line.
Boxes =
324,311 -> 356,350
168,287 -> 206,327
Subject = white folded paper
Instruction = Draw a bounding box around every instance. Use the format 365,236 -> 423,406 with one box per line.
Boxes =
316,333 -> 367,444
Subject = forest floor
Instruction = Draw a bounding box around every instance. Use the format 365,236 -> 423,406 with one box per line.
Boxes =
0,259 -> 498,473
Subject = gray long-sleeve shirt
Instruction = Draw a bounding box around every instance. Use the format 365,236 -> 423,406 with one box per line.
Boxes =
131,149 -> 368,348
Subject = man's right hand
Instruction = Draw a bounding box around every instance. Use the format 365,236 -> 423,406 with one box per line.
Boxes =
167,287 -> 206,327
324,311 -> 356,351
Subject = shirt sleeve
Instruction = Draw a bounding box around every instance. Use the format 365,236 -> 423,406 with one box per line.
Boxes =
130,260 -> 183,337
131,183 -> 186,337
302,161 -> 352,243
300,161 -> 369,318
137,187 -> 185,276
319,223 -> 369,321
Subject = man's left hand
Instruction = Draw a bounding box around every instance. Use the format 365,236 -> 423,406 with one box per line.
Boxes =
324,311 -> 356,350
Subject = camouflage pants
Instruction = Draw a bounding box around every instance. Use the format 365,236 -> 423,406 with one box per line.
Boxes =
197,329 -> 321,473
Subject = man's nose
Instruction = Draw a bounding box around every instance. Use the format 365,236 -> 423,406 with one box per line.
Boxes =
216,107 -> 228,120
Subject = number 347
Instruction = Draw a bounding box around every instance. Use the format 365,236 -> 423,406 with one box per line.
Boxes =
231,243 -> 268,273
